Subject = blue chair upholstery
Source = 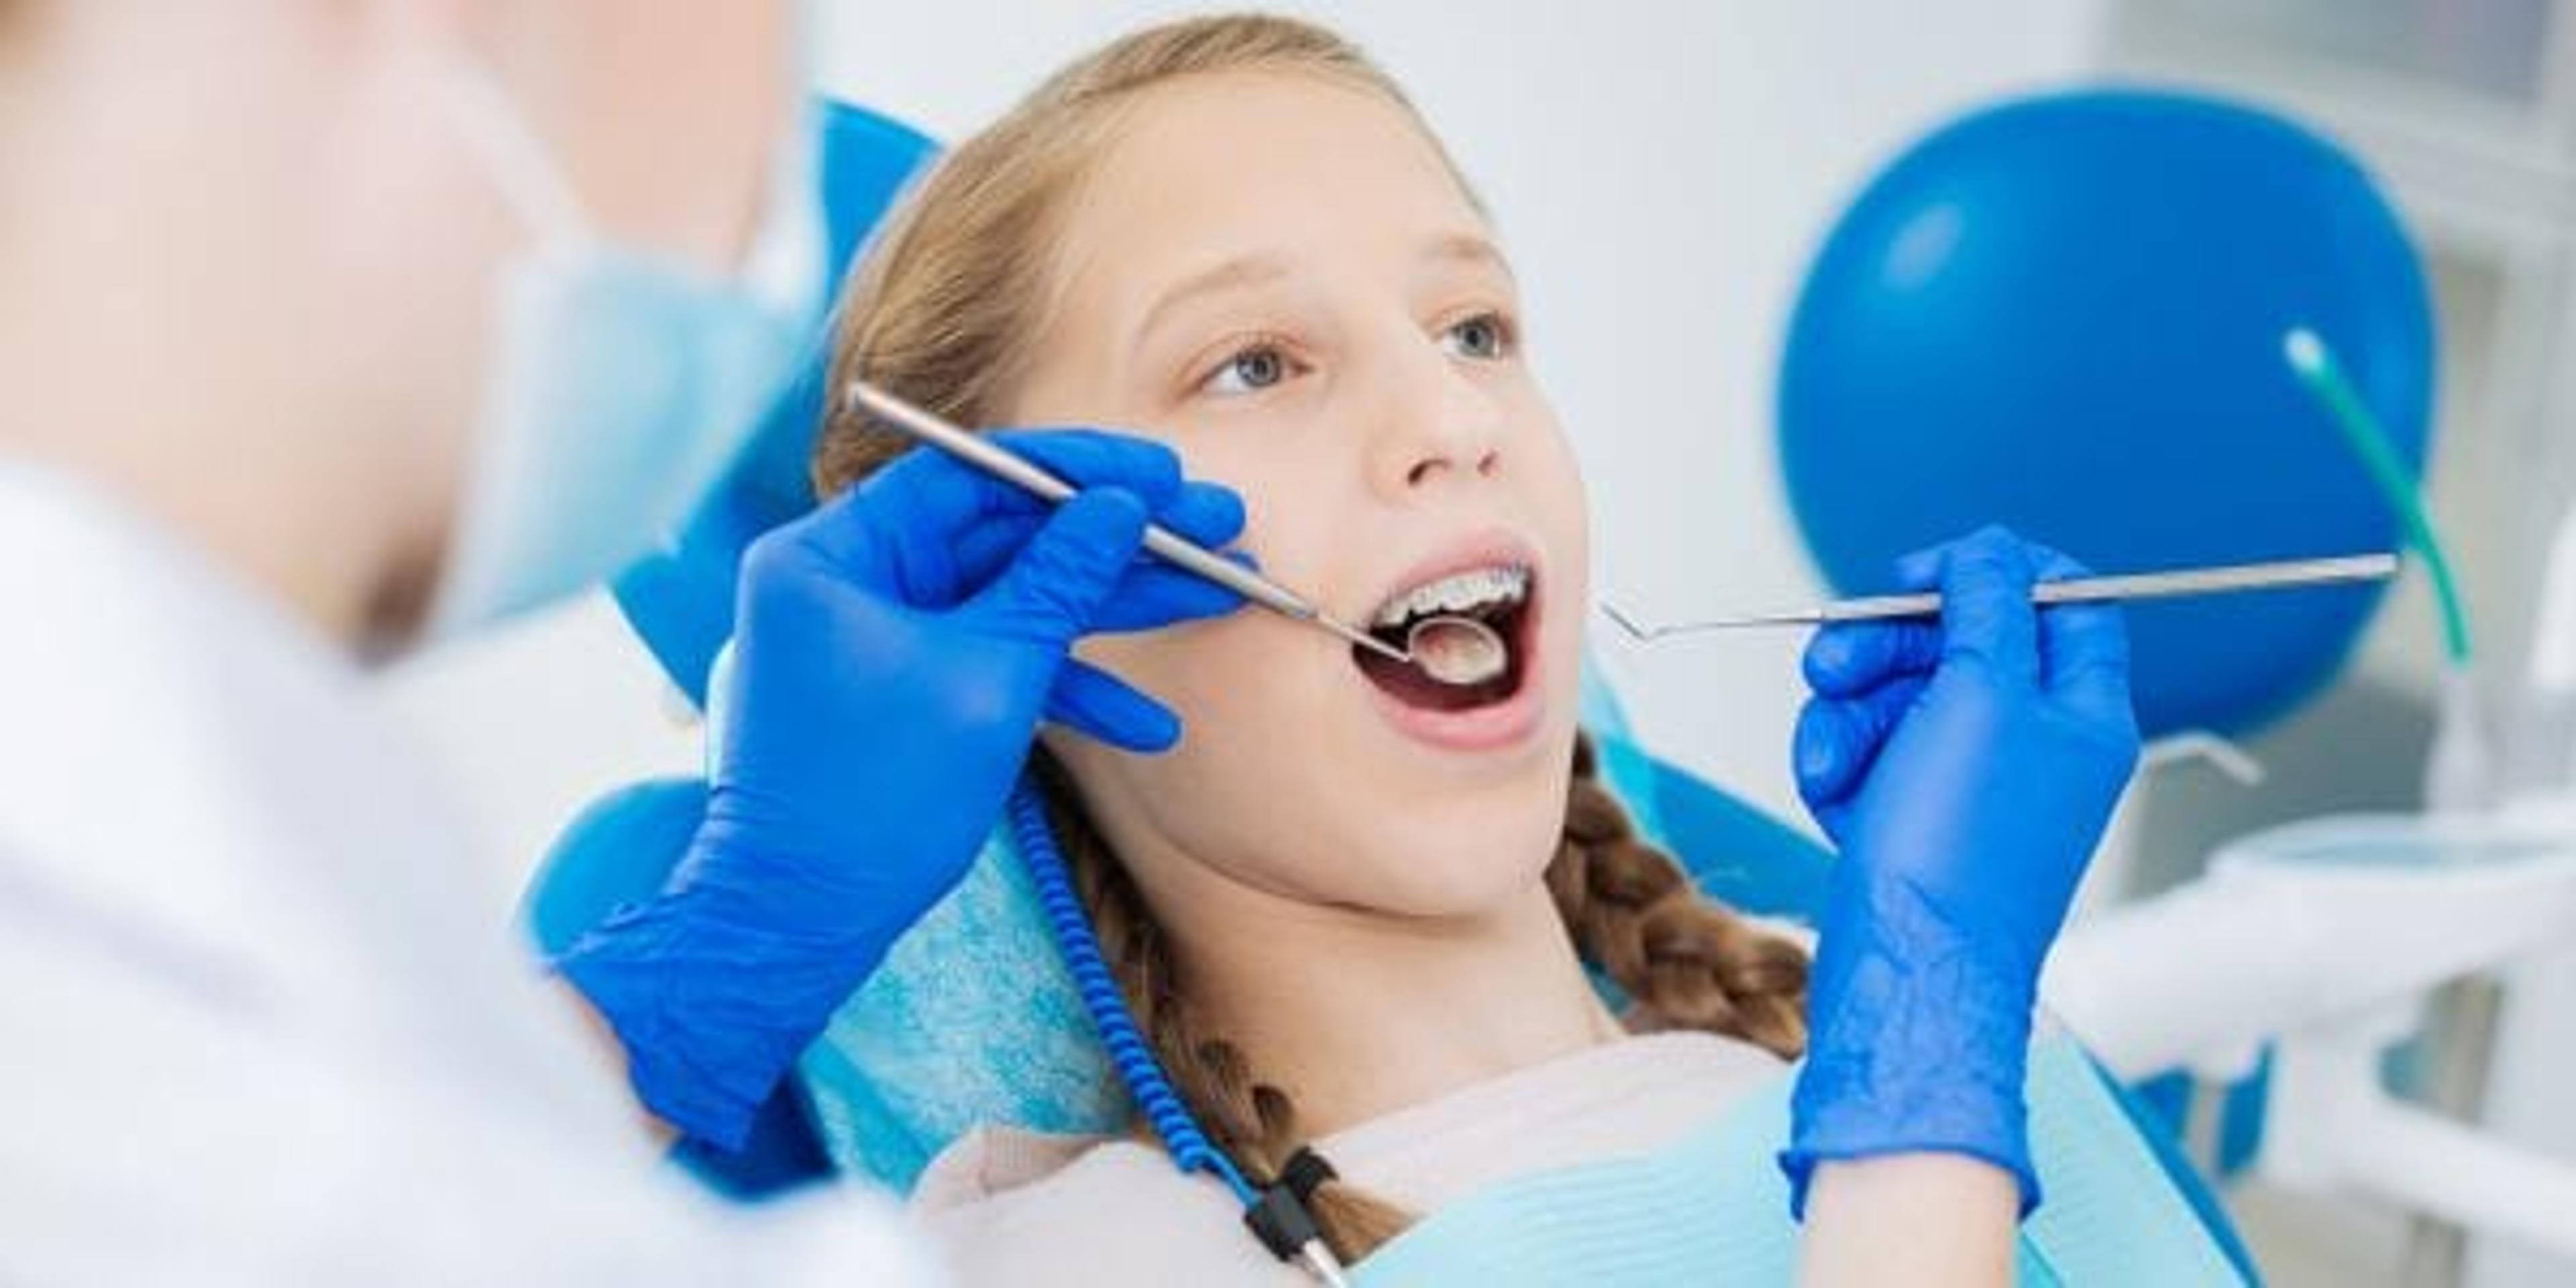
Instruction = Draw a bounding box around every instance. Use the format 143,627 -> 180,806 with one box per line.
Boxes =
610,98 -> 936,709
1648,757 -> 1832,920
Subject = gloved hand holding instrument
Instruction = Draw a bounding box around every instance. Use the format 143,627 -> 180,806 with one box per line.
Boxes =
1779,526 -> 2143,1214
558,428 -> 1248,1147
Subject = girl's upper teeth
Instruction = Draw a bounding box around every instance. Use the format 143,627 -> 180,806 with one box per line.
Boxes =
1372,564 -> 1530,627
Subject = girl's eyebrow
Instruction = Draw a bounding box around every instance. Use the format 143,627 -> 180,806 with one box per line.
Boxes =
1134,253 -> 1292,350
1132,232 -> 1512,350
1424,231 -> 1515,283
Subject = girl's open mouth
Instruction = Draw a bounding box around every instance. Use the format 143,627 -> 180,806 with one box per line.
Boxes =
1351,561 -> 1536,715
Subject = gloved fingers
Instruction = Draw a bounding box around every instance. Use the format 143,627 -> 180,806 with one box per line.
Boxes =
886,429 -> 1183,528
1892,538 -> 1948,592
795,429 -> 1195,589
950,469 -> 1244,557
941,513 -> 1042,590
1045,657 -> 1182,752
945,478 -> 1246,590
955,429 -> 1248,543
2028,546 -> 2139,732
942,516 -> 1247,633
1913,526 -> 2042,686
1142,477 -> 1247,550
1088,546 -> 1261,631
965,486 -> 1157,643
1791,674 -> 1929,812
765,456 -> 1010,605
1081,564 -> 1245,633
1803,619 -> 1942,698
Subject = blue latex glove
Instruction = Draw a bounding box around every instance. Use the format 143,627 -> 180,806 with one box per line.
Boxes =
557,429 -> 1246,1148
1778,526 -> 2140,1215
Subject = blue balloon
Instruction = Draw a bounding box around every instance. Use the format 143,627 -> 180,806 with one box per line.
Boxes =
1778,90 -> 2434,738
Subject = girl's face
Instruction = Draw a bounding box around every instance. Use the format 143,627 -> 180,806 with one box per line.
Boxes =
1010,70 -> 1589,919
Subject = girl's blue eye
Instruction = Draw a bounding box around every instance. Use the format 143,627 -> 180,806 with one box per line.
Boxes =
1442,313 -> 1511,361
1203,344 -> 1291,396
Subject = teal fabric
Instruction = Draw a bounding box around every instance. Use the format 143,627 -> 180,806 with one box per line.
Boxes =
1353,1032 -> 2246,1286
799,664 -> 1669,1191
1580,663 -> 1666,841
798,805 -> 1128,1189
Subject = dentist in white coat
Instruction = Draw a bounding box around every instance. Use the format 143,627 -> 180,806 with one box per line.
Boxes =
0,1 -> 1246,1281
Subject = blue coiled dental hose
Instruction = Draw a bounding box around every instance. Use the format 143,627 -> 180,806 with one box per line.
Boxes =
1006,776 -> 1352,1285
1006,777 -> 1256,1203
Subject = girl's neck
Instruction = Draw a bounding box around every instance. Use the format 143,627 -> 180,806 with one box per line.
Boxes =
1157,867 -> 1626,1141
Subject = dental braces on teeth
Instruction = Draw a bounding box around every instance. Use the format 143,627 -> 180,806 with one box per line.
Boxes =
1371,565 -> 1529,687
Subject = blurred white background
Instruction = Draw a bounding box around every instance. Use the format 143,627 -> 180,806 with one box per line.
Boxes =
377,3 -> 2576,1285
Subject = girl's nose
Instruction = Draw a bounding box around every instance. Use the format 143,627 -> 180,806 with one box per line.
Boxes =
1368,338 -> 1505,498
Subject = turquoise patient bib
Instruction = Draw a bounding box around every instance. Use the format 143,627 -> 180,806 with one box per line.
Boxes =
1353,1034 -> 2249,1287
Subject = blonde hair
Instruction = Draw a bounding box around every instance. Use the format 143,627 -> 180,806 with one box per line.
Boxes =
814,13 -> 1434,492
816,13 -> 1809,1265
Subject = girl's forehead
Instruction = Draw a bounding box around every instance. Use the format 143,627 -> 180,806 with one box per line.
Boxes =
1051,72 -> 1489,305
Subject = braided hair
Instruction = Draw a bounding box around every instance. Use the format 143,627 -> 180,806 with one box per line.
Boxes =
1030,737 -> 1808,1263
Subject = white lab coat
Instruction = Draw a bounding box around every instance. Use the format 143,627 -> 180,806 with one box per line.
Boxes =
0,463 -> 940,1286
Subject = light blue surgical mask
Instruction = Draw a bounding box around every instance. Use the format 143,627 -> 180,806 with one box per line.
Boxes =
429,54 -> 826,634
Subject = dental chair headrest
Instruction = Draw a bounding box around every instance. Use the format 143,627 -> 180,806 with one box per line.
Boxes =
610,98 -> 937,707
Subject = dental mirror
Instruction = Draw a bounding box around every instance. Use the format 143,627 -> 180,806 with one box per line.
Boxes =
1405,615 -> 1509,686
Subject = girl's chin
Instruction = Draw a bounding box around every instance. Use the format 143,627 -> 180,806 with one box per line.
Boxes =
1334,822 -> 1569,920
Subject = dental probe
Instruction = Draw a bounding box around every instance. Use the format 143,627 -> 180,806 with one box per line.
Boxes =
1601,552 -> 2400,638
845,382 -> 1411,663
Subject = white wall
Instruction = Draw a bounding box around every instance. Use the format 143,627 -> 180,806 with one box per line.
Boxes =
380,1 -> 2108,909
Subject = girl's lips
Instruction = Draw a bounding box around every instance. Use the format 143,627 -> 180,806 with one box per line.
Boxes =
1360,651 -> 1546,751
1360,531 -> 1543,627
1352,561 -> 1548,753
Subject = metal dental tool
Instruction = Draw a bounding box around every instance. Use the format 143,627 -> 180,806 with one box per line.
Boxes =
1406,616 -> 1511,685
1601,552 -> 2401,639
845,382 -> 1411,663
